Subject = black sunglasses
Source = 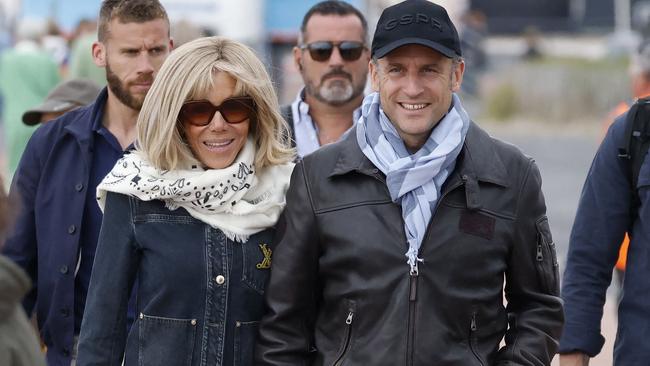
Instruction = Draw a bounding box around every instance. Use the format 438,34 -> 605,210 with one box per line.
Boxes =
179,97 -> 255,126
299,41 -> 366,62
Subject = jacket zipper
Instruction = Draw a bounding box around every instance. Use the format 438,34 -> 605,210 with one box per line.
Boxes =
333,309 -> 354,366
405,176 -> 466,365
535,232 -> 560,294
406,273 -> 418,366
469,311 -> 485,366
535,238 -> 550,292
536,240 -> 544,261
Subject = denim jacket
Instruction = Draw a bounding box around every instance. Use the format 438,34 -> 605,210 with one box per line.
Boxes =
77,191 -> 274,366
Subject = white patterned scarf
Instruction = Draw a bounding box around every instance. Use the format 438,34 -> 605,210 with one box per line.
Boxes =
356,92 -> 470,274
97,139 -> 294,242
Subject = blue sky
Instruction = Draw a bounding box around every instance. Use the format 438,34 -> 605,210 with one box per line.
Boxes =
19,0 -> 362,33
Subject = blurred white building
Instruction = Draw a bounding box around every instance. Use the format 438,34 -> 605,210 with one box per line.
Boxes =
161,0 -> 264,47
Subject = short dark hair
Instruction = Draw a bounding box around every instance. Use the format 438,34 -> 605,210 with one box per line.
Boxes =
300,1 -> 367,42
98,0 -> 169,42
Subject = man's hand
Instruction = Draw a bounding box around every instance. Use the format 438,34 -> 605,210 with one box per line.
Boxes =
559,352 -> 589,366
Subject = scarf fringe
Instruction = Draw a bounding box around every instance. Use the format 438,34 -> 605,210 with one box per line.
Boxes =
223,230 -> 250,243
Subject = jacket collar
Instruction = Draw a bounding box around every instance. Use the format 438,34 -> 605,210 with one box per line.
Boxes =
63,87 -> 108,146
330,122 -> 510,189
453,121 -> 510,188
330,127 -> 378,177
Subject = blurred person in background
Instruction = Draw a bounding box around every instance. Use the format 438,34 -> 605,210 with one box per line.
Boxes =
1,1 -> 172,365
559,40 -> 650,366
605,41 -> 650,125
68,19 -> 106,86
283,0 -> 369,158
521,26 -> 543,61
77,36 -> 294,366
22,79 -> 101,126
459,9 -> 487,97
69,19 -> 96,41
42,19 -> 69,74
0,179 -> 45,366
171,19 -> 208,48
0,18 -> 61,176
603,41 -> 650,297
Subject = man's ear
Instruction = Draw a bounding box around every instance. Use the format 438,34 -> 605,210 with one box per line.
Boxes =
293,46 -> 303,72
369,60 -> 380,92
92,41 -> 106,68
451,59 -> 465,92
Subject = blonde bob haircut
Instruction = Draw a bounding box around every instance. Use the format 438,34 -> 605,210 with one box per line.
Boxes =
136,36 -> 295,171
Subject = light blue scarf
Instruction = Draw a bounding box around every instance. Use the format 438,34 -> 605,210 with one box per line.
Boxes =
356,92 -> 470,274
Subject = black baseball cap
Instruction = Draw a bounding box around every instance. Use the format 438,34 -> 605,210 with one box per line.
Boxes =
371,0 -> 462,59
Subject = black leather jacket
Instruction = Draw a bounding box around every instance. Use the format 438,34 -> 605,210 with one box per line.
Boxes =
256,123 -> 563,366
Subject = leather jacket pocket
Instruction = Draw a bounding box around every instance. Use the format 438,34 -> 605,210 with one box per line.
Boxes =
534,217 -> 560,296
468,310 -> 486,366
137,313 -> 197,366
332,300 -> 356,366
241,238 -> 273,295
234,320 -> 259,366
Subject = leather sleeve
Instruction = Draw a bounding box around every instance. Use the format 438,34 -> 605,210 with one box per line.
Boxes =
496,160 -> 564,365
255,162 -> 319,366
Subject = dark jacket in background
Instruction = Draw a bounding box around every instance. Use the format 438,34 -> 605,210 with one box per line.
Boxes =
560,112 -> 650,364
256,123 -> 563,366
1,91 -> 109,366
77,192 -> 274,366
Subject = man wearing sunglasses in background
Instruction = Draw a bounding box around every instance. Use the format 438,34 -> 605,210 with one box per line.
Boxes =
282,0 -> 369,158
1,1 -> 172,365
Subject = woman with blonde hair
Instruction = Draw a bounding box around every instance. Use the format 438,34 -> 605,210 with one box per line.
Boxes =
76,36 -> 294,366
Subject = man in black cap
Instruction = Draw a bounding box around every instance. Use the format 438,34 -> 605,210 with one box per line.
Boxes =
255,1 -> 563,365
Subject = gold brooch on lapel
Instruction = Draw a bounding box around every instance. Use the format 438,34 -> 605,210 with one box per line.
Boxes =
256,243 -> 272,269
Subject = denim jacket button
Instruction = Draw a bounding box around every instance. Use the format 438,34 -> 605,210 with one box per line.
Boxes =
191,319 -> 197,326
139,313 -> 144,319
215,275 -> 225,285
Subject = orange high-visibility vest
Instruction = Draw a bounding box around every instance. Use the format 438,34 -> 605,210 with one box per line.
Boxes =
616,235 -> 629,271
